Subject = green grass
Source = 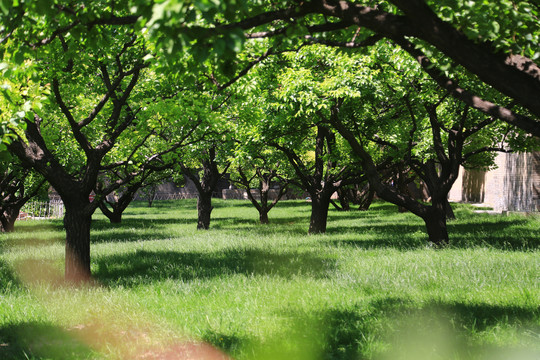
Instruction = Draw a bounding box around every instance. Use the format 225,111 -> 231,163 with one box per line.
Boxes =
0,200 -> 538,359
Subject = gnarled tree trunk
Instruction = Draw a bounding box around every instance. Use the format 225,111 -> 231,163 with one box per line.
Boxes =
63,203 -> 93,283
0,206 -> 21,233
259,210 -> 269,225
197,191 -> 213,230
308,192 -> 331,234
422,201 -> 449,246
98,201 -> 123,224
443,198 -> 455,220
358,188 -> 375,211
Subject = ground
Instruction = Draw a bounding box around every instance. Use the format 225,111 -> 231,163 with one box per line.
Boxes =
0,200 -> 538,359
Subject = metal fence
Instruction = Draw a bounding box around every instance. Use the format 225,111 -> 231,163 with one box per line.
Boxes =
136,192 -> 199,201
20,200 -> 65,220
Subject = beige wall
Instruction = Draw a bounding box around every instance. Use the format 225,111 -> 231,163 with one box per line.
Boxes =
449,152 -> 540,212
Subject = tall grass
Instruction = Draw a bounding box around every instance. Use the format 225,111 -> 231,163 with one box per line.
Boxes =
0,200 -> 538,359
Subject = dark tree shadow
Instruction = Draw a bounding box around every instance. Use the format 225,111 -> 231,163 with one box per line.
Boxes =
0,259 -> 21,293
0,322 -> 94,360
94,249 -> 336,287
201,331 -> 245,355
5,235 -> 65,247
9,221 -> 64,233
369,297 -> 540,360
448,218 -> 539,250
248,297 -> 540,360
324,217 -> 538,251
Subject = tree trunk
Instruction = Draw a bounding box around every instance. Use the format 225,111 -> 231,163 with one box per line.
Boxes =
308,195 -> 330,234
422,203 -> 449,246
0,206 -> 20,233
197,192 -> 213,230
444,198 -> 455,220
108,211 -> 122,224
259,209 -> 269,224
336,188 -> 351,211
64,206 -> 92,283
358,189 -> 375,211
98,201 -> 122,224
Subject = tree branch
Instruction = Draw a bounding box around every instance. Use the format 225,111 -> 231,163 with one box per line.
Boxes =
52,78 -> 93,154
394,36 -> 540,137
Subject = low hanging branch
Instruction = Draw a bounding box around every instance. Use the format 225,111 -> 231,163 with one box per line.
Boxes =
393,37 -> 540,137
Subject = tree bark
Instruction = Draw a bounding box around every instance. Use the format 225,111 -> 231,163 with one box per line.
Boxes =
108,211 -> 122,224
422,202 -> 449,246
0,206 -> 21,233
309,194 -> 330,234
259,209 -> 269,224
358,188 -> 375,211
197,192 -> 213,230
444,198 -> 455,220
63,205 -> 92,283
330,187 -> 351,211
98,201 -> 122,223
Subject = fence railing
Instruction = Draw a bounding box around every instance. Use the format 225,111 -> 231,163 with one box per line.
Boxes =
19,200 -> 65,220
136,192 -> 199,201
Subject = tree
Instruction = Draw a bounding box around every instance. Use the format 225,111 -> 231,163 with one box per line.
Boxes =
97,169 -> 172,223
245,47 -> 365,234
232,157 -> 290,225
0,3 -> 189,281
326,43 -> 533,245
0,156 -> 45,232
228,84 -> 293,225
274,123 -> 362,234
180,145 -> 231,230
330,181 -> 375,212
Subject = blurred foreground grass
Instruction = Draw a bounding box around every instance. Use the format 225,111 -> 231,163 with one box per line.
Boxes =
0,200 -> 538,359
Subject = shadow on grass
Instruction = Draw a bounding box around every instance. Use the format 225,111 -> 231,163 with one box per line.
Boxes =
448,218 -> 539,250
211,215 -> 309,231
0,322 -> 94,360
95,248 -> 336,287
10,221 -> 64,234
369,298 -> 540,359
0,259 -> 21,293
370,297 -> 539,330
201,331 -> 245,356
91,217 -> 195,231
6,235 -> 65,248
324,216 -> 538,251
90,215 -> 310,243
238,297 -> 540,360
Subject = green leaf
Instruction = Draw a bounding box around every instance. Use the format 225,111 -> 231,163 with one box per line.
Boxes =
491,20 -> 500,34
13,50 -> 25,64
0,0 -> 9,15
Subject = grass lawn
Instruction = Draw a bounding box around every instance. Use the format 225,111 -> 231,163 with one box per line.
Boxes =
0,199 -> 538,359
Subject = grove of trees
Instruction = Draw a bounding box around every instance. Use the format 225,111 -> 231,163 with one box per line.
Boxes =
1,0 -> 538,281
